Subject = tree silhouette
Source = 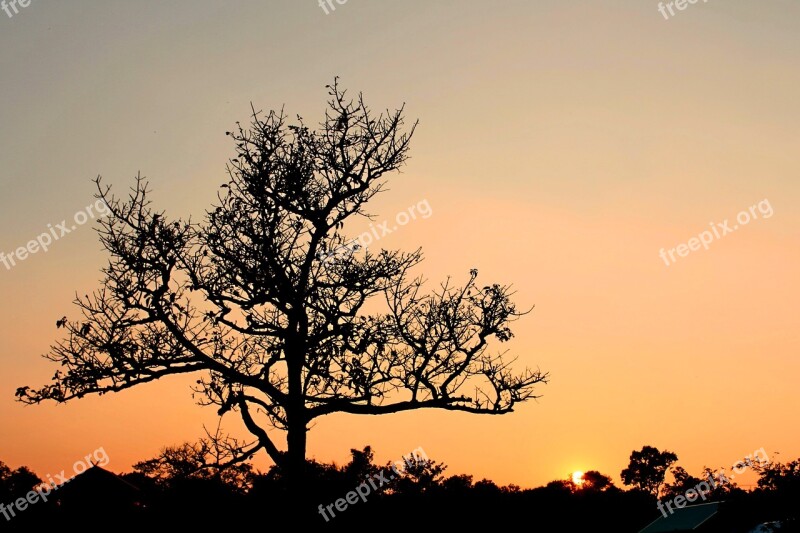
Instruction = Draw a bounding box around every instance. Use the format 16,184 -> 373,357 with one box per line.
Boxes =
389,454 -> 446,496
339,445 -> 381,489
441,473 -> 473,494
580,470 -> 615,492
756,458 -> 800,493
17,79 -> 547,492
0,461 -> 42,502
661,465 -> 705,499
133,437 -> 254,492
699,466 -> 744,500
545,478 -> 577,493
620,445 -> 677,498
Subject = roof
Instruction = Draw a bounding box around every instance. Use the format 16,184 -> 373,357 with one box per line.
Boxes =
639,502 -> 721,533
56,465 -> 141,503
68,465 -> 140,491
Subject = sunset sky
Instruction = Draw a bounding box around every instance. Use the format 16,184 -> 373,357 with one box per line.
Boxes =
1,0 -> 798,490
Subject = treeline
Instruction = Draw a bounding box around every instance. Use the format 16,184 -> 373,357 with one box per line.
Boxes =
1,444 -> 799,531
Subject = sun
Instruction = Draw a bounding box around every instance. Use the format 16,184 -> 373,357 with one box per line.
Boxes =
572,471 -> 585,486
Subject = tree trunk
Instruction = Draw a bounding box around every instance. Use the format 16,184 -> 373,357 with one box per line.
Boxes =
286,415 -> 307,496
285,327 -> 307,499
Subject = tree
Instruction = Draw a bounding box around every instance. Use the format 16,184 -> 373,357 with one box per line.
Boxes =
620,446 -> 677,498
133,437 -> 254,492
0,461 -> 9,492
341,445 -> 380,485
390,455 -> 447,495
661,465 -> 705,499
755,458 -> 800,493
754,458 -> 800,520
17,79 -> 547,493
545,478 -> 577,493
441,474 -> 473,493
699,466 -> 744,500
473,478 -> 503,496
581,470 -> 615,492
0,462 -> 41,502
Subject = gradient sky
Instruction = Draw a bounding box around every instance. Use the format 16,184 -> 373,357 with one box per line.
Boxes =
1,0 -> 799,490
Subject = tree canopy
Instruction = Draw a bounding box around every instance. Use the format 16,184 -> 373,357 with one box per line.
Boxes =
17,79 -> 547,486
620,445 -> 678,497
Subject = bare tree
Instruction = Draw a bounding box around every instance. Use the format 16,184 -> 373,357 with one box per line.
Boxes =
133,434 -> 254,492
17,79 -> 547,492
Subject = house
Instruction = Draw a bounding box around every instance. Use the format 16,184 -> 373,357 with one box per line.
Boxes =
639,502 -> 721,532
54,465 -> 143,516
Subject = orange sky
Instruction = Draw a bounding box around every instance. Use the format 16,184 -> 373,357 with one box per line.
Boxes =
1,1 -> 799,489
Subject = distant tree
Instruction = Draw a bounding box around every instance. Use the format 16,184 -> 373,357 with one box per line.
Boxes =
253,455 -> 342,499
133,437 -> 254,492
391,455 -> 447,495
620,446 -> 677,497
17,78 -> 548,494
581,470 -> 615,492
0,462 -> 42,501
753,457 -> 800,521
341,445 -> 380,485
441,474 -> 473,493
701,466 -> 749,501
473,478 -> 503,496
0,461 -> 9,492
6,467 -> 41,497
662,466 -> 705,499
755,458 -> 800,493
545,478 -> 577,493
134,443 -> 206,483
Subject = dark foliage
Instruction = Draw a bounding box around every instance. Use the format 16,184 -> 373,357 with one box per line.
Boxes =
3,449 -> 800,532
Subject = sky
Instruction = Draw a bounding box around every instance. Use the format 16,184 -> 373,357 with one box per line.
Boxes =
1,0 -> 799,490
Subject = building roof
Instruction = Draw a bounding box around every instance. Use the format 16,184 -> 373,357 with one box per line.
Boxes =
639,502 -> 721,533
55,465 -> 142,506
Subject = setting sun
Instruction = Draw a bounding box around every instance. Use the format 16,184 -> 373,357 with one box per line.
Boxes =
572,471 -> 584,486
